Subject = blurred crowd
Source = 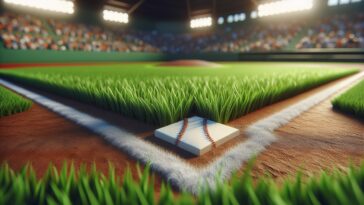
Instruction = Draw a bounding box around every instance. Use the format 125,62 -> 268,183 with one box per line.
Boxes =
48,19 -> 158,52
1,11 -> 363,53
296,14 -> 364,49
0,13 -> 53,50
134,31 -> 218,53
0,12 -> 158,52
203,24 -> 301,52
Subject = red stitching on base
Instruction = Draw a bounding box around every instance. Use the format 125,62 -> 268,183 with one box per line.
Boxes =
203,118 -> 216,148
175,118 -> 188,145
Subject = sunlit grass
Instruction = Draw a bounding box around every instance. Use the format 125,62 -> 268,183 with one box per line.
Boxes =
0,85 -> 32,117
332,79 -> 364,119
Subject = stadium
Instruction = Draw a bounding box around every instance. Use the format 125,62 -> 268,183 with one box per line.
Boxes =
0,0 -> 363,204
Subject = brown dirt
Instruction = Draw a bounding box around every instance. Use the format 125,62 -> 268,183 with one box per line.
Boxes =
0,101 -> 166,192
158,60 -> 221,67
250,81 -> 364,182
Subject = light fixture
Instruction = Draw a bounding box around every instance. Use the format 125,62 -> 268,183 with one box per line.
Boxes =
227,15 -> 234,23
3,0 -> 74,14
102,9 -> 129,23
190,16 -> 212,29
224,12 -> 246,23
239,13 -> 246,21
257,0 -> 313,17
250,11 -> 258,19
234,14 -> 240,22
328,0 -> 339,6
217,17 -> 224,24
339,0 -> 350,4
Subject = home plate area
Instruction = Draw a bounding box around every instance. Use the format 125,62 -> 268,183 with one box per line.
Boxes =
154,116 -> 240,155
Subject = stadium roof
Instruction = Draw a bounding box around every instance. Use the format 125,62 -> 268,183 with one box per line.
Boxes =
77,0 -> 257,21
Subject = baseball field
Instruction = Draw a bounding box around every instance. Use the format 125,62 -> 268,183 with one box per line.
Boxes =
1,62 -> 363,204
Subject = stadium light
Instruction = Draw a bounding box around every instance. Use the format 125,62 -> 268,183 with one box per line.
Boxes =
234,14 -> 240,22
250,11 -> 258,19
328,0 -> 339,6
217,17 -> 224,24
339,0 -> 350,4
190,16 -> 212,29
3,0 -> 74,14
102,10 -> 129,23
224,12 -> 246,24
227,15 -> 234,23
329,0 -> 362,6
258,0 -> 313,17
239,13 -> 246,21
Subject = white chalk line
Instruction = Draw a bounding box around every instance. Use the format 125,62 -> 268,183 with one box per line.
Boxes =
1,72 -> 363,194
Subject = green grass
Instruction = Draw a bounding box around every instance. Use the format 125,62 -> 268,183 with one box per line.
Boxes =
0,86 -> 32,117
0,63 -> 358,125
1,161 -> 364,205
332,79 -> 364,119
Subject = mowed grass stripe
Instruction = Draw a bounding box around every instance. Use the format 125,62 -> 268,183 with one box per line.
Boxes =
0,63 -> 358,125
332,79 -> 364,118
0,85 -> 32,117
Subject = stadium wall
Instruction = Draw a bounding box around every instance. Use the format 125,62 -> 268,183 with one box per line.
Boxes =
238,50 -> 364,62
0,50 -> 239,63
0,49 -> 165,63
1,49 -> 363,63
165,52 -> 240,61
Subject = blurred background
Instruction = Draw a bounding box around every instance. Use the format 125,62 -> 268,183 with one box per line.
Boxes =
0,0 -> 363,62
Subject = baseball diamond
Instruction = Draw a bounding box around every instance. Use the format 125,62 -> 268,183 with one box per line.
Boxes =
1,1 -> 364,204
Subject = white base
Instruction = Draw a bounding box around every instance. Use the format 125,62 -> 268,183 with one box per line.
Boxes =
154,116 -> 240,155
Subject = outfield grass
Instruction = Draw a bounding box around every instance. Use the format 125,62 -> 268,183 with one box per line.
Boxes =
332,80 -> 364,119
0,63 -> 358,125
0,85 -> 32,117
0,161 -> 363,205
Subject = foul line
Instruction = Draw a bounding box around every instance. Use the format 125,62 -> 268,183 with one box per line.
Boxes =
1,72 -> 363,194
